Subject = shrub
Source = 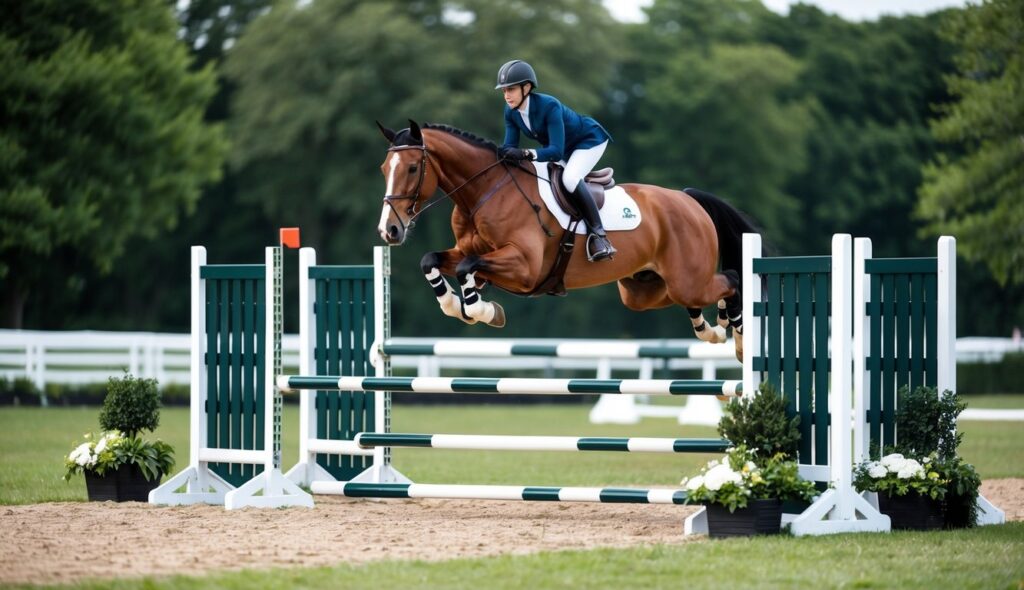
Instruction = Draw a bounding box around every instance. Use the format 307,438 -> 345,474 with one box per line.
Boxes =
894,386 -> 963,460
718,382 -> 801,461
98,372 -> 160,438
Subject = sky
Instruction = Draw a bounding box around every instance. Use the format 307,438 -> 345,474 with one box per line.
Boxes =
602,0 -> 971,22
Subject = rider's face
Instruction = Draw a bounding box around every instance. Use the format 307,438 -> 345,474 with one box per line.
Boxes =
503,84 -> 527,109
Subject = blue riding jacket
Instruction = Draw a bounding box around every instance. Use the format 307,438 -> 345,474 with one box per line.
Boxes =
502,92 -> 611,162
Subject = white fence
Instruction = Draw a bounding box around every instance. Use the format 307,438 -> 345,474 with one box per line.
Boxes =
1,330 -> 1021,406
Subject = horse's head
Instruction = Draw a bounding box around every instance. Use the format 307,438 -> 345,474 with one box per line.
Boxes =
375,119 -> 439,245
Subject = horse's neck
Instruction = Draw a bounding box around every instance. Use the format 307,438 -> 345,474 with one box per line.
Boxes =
429,138 -> 502,211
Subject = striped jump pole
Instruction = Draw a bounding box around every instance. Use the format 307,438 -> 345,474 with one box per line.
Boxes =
381,338 -> 733,359
311,481 -> 688,504
354,433 -> 731,453
278,376 -> 743,397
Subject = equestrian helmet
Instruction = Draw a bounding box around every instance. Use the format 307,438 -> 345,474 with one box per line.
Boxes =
495,60 -> 538,90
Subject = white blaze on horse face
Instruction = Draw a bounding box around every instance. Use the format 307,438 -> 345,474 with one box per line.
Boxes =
378,152 -> 402,239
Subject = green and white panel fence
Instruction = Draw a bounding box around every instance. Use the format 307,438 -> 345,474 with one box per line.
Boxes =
149,246 -> 312,509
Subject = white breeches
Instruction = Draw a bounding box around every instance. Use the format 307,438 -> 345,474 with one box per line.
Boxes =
561,140 -> 608,192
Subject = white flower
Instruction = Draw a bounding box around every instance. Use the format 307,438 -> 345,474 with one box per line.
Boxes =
685,475 -> 705,491
897,459 -> 924,479
868,463 -> 887,479
705,459 -> 720,469
743,461 -> 757,473
95,438 -> 109,453
879,453 -> 905,470
703,464 -> 742,491
69,443 -> 94,465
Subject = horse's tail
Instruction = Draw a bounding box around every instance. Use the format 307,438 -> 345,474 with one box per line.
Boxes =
682,188 -> 761,279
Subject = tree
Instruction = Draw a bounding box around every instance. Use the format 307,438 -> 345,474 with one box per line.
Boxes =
0,0 -> 227,327
225,0 -> 630,338
917,0 -> 1024,285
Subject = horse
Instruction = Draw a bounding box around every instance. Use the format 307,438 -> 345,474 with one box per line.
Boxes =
375,120 -> 758,360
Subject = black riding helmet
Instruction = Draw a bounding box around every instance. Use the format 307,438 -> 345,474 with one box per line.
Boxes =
495,60 -> 538,90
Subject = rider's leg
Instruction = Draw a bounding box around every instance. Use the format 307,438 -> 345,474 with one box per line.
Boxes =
563,141 -> 615,261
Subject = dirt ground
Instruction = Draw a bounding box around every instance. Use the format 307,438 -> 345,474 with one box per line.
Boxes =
1,479 -> 1021,586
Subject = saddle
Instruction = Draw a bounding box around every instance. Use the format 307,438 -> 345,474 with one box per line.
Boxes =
526,165 -> 617,299
547,163 -> 616,217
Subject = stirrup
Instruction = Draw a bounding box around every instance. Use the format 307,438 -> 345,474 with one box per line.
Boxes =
586,234 -> 616,262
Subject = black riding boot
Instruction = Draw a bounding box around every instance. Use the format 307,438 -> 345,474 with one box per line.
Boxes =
570,181 -> 616,261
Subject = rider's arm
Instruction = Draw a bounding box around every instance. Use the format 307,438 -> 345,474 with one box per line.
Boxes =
502,106 -> 520,148
533,101 -> 565,162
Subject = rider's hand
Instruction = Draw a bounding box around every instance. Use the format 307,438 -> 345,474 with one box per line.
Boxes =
499,147 -> 532,161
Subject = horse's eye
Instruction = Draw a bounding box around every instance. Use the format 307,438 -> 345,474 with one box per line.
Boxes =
409,165 -> 418,174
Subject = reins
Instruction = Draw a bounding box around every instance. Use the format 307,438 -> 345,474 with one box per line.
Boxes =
384,141 -> 551,236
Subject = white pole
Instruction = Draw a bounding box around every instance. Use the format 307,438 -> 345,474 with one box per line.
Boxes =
742,233 -> 762,399
190,246 -> 206,482
853,237 -> 872,462
298,247 -> 316,483
830,234 -> 854,521
937,237 -> 956,394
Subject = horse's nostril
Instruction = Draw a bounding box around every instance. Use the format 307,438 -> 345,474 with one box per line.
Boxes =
387,225 -> 399,239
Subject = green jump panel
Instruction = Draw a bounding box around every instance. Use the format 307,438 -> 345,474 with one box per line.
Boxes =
202,264 -> 266,487
312,265 -> 377,481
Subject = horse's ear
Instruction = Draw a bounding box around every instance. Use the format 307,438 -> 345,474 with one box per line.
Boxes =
376,120 -> 396,144
408,119 -> 422,144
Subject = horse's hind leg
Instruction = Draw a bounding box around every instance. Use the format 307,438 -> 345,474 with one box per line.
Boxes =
719,269 -> 743,361
687,308 -> 728,344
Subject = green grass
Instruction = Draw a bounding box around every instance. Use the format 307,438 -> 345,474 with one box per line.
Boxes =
13,523 -> 1024,590
2,396 -> 1023,503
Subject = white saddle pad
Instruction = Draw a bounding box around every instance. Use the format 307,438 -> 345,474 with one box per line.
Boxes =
531,162 -> 642,234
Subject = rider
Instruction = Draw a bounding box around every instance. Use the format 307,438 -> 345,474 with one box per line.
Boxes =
495,60 -> 616,261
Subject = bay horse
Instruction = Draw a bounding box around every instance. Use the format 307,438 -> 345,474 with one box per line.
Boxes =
376,120 -> 758,360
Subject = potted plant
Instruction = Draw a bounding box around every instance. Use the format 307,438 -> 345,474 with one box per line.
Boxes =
63,373 -> 175,501
681,383 -> 817,537
855,385 -> 982,529
682,445 -> 817,537
853,452 -> 947,529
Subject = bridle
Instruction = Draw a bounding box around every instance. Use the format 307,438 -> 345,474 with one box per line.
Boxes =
382,142 -> 508,234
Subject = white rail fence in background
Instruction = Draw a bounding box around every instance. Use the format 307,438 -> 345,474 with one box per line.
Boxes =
1,331 -> 1021,422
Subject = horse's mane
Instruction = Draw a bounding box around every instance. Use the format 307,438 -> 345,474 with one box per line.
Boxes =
422,123 -> 499,153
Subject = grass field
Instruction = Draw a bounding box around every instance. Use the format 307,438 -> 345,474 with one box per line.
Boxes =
1,398 -> 1022,589
2,396 -> 1022,504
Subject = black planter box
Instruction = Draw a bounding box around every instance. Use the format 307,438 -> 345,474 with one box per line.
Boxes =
878,491 -> 945,530
84,463 -> 162,502
706,498 -> 782,538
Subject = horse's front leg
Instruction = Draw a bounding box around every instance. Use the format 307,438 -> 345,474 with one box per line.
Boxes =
420,250 -> 474,324
453,245 -> 535,329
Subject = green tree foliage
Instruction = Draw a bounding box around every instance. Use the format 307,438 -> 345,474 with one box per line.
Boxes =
917,0 -> 1024,286
0,0 -> 227,327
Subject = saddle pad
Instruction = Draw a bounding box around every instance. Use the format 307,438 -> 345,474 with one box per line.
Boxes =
531,161 -> 642,234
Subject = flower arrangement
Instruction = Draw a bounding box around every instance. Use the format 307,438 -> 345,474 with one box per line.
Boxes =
64,430 -> 174,482
62,373 -> 176,495
853,452 -> 948,501
681,445 -> 817,512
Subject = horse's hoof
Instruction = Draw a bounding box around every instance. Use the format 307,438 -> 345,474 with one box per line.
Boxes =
488,302 -> 506,328
711,325 -> 727,344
